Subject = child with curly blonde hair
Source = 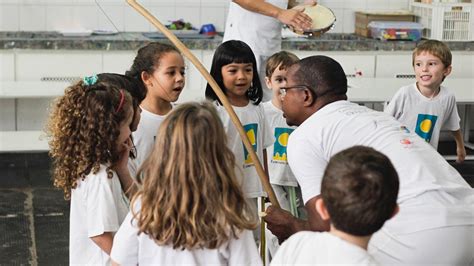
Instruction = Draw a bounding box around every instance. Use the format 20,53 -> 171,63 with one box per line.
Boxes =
46,73 -> 135,265
111,102 -> 262,265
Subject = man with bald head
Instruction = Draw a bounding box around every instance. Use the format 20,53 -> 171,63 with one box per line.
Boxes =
264,55 -> 474,264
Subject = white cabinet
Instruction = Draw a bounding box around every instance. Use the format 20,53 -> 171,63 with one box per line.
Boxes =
14,51 -> 104,133
0,52 -> 16,131
16,51 -> 102,81
292,51 -> 376,78
375,52 -> 474,79
0,52 -> 15,80
102,51 -> 136,74
375,53 -> 413,78
179,50 -> 206,103
451,53 -> 474,78
0,99 -> 15,131
1,48 -> 472,151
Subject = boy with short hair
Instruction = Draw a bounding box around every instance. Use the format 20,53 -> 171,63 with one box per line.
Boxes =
271,146 -> 399,265
263,51 -> 305,217
263,51 -> 306,259
385,39 -> 466,163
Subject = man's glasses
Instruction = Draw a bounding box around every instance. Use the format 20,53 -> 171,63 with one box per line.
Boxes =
279,85 -> 312,99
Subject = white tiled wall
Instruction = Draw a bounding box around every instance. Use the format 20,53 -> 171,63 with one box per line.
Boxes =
0,0 -> 411,33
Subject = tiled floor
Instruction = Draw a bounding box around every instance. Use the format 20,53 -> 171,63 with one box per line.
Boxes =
0,143 -> 473,265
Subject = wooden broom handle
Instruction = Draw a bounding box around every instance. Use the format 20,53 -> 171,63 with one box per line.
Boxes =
126,0 -> 280,208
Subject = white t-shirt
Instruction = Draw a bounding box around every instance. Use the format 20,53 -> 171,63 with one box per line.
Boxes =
385,83 -> 460,149
69,164 -> 129,265
263,101 -> 298,187
224,0 -> 287,69
271,231 -> 378,265
128,107 -> 167,178
224,0 -> 289,101
111,200 -> 262,266
288,100 -> 474,234
215,102 -> 274,198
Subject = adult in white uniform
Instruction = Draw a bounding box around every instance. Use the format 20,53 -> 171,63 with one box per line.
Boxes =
263,55 -> 474,265
224,0 -> 314,101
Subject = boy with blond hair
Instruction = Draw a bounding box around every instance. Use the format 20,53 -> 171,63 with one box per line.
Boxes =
385,39 -> 466,163
263,51 -> 306,260
263,51 -> 305,218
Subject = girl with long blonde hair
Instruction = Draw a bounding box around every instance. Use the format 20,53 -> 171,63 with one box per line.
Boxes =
111,102 -> 261,265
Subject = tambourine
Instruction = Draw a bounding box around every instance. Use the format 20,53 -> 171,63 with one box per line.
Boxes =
292,4 -> 336,37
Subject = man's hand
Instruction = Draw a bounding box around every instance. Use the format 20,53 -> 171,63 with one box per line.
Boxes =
263,205 -> 308,243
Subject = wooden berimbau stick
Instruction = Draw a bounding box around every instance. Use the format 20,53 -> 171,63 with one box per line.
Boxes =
125,0 -> 280,209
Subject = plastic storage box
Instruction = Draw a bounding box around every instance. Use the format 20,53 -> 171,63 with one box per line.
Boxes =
355,11 -> 415,37
410,1 -> 473,41
368,21 -> 424,41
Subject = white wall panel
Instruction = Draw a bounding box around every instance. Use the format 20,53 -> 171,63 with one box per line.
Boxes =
0,53 -> 15,81
375,53 -> 413,78
15,51 -> 102,80
102,51 -> 136,74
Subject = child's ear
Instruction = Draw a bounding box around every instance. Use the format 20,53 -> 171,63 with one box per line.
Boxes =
265,76 -> 272,88
141,71 -> 152,87
315,197 -> 330,221
444,65 -> 452,77
390,204 -> 400,219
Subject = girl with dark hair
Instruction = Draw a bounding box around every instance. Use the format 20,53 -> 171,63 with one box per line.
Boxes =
205,40 -> 273,221
126,42 -> 186,178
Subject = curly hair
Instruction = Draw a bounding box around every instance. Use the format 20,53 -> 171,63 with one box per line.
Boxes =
46,74 -> 133,200
132,101 -> 257,249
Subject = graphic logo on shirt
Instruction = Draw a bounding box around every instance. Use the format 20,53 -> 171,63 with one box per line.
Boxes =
415,114 -> 438,143
272,127 -> 294,163
242,123 -> 258,166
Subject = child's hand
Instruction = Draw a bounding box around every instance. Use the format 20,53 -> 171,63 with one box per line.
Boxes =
456,146 -> 466,163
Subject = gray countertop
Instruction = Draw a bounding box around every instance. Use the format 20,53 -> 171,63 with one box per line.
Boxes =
1,31 -> 473,51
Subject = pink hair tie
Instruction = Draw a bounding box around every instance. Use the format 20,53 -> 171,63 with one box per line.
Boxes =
115,90 -> 125,113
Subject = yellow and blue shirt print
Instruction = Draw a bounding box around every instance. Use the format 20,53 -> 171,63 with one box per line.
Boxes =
272,127 -> 294,162
415,114 -> 438,143
243,123 -> 258,165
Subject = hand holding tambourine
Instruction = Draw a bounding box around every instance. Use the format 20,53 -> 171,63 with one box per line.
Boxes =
277,1 -> 316,33
287,1 -> 336,37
